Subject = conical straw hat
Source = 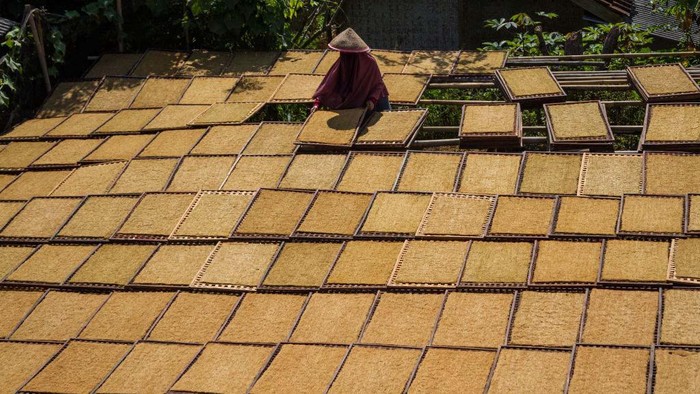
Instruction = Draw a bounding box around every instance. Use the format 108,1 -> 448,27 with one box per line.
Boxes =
328,28 -> 370,53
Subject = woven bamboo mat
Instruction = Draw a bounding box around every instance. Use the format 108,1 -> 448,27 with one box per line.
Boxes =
129,77 -> 190,108
220,155 -> 292,191
1,117 -> 66,140
403,50 -> 459,74
190,102 -> 263,125
223,51 -> 279,76
109,158 -> 179,194
166,155 -> 237,192
94,108 -> 161,134
382,73 -> 429,105
453,50 -> 508,74
278,154 -> 347,190
270,74 -> 324,102
142,105 -> 209,131
130,50 -> 189,77
177,49 -> 231,76
84,77 -> 144,112
371,50 -> 410,74
179,76 -> 239,104
269,50 -> 324,75
85,53 -> 143,78
297,108 -> 365,147
226,76 -> 285,103
45,112 -> 115,138
37,80 -> 100,118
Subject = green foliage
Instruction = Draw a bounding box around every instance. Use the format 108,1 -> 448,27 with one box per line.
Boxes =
651,0 -> 700,49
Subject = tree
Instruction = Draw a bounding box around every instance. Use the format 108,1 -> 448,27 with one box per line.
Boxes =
651,0 -> 700,49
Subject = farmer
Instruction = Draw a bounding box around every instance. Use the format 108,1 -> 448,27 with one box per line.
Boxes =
312,28 -> 390,113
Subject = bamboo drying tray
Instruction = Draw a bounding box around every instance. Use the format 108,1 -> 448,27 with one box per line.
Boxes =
261,241 -> 342,289
179,76 -> 238,104
628,63 -> 700,102
193,241 -> 280,290
335,152 -> 404,193
0,170 -> 71,200
389,240 -> 468,287
232,189 -> 314,238
0,288 -> 44,337
487,196 -> 556,238
659,289 -> 700,345
82,134 -> 155,162
618,194 -> 685,236
114,192 -> 196,241
139,128 -> 206,157
581,288 -> 659,345
371,50 -> 410,74
129,76 -> 190,108
313,50 -> 340,74
129,49 -> 189,77
37,80 -> 100,118
669,238 -> 700,284
278,153 -> 347,190
324,240 -> 403,288
395,151 -> 463,192
191,124 -> 258,155
67,244 -> 157,287
408,348 -> 496,393
0,141 -> 57,170
84,53 -> 143,78
452,50 -> 508,75
94,108 -> 161,134
461,241 -> 534,286
166,155 -> 237,192
30,139 -> 104,168
268,50 -> 324,75
403,50 -> 459,75
652,346 -> 700,393
1,117 -> 66,140
686,194 -> 700,233
4,244 -> 95,285
488,347 -> 571,393
109,158 -> 179,194
416,193 -> 496,238
84,77 -> 144,112
0,342 -> 62,393
177,49 -> 231,76
600,239 -> 670,284
458,153 -> 522,195
518,152 -> 582,195
217,293 -> 307,342
382,73 -> 430,105
644,152 -> 700,195
270,73 -> 324,103
130,243 -> 214,286
509,290 -> 585,347
226,75 -> 285,103
544,100 -> 614,150
358,192 -> 432,237
189,102 -> 264,125
50,161 -> 127,196
55,195 -> 140,241
578,153 -> 643,196
290,293 -> 375,344
328,345 -> 422,393
296,108 -> 366,148
640,103 -> 700,150
220,155 -> 292,191
0,197 -> 83,241
141,105 -> 209,131
294,191 -> 373,238
223,50 -> 279,76
530,240 -> 601,286
241,122 -> 301,155
170,190 -> 254,239
495,67 -> 566,103
568,345 -> 651,393
551,196 -> 620,236
355,109 -> 427,148
459,103 -> 522,149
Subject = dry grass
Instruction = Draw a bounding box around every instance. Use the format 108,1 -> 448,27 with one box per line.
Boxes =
278,154 -> 346,190
23,341 -> 131,393
0,197 -> 82,239
645,153 -> 700,195
462,241 -> 533,284
382,73 -> 429,104
95,342 -> 200,393
630,64 -> 700,96
3,116 -> 66,139
79,291 -> 172,341
372,50 -> 410,74
38,80 -> 100,117
83,134 -> 154,161
32,139 -> 104,166
403,50 -> 459,74
57,195 -> 139,239
95,108 -> 161,134
0,174 -> 16,192
459,153 -> 521,194
0,201 -> 26,229
569,346 -> 649,394
0,141 -> 57,169
498,67 -> 563,98
0,246 -> 37,279
360,192 -> 432,235
602,239 -> 669,282
191,102 -> 263,125
510,291 -> 585,347
85,53 -> 143,78
409,348 -> 495,394
296,192 -> 373,236
223,51 -> 279,76
271,74 -> 324,102
453,50 -> 507,74
51,161 -> 126,196
269,50 -> 324,75
171,343 -> 275,393
361,292 -> 443,347
519,153 -> 582,195
130,50 -> 189,77
392,240 -> 468,285
109,158 -> 179,193
221,155 -> 291,190
85,77 -> 144,112
546,101 -> 611,140
418,194 -> 495,237
314,50 -> 340,74
329,346 -> 421,394
196,242 -> 280,288
531,240 -> 601,284
433,292 -> 513,347
357,110 -> 425,144
653,348 -> 700,394
0,171 -> 67,200
645,104 -> 700,142
0,290 -> 43,337
6,244 -> 93,284
488,348 -> 570,394
336,153 -> 404,193
262,242 -> 342,287
11,291 -> 108,341
554,196 -> 620,235
148,292 -> 238,343
179,77 -> 238,104
326,241 -> 403,286
191,124 -> 257,155
234,189 -> 313,236
582,289 -> 658,345
297,108 -> 365,146
178,49 -> 231,76
142,105 -> 209,130
218,293 -> 307,342
488,196 -> 555,236
166,155 -> 237,192
290,293 -> 374,343
619,195 -> 684,234
132,244 -> 212,285
227,75 -> 285,102
579,153 -> 643,196
251,344 -> 347,394
242,122 -> 301,154
117,193 -> 195,237
172,192 -> 252,237
0,342 -> 63,394
130,77 -> 190,108
397,152 -> 462,192
68,244 -> 157,286
461,104 -> 518,135
660,289 -> 700,345
139,128 -> 205,157
672,238 -> 700,280
46,113 -> 114,138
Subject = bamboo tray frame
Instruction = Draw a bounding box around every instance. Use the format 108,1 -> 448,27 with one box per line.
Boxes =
598,238 -> 672,286
188,102 -> 264,126
459,240 -> 534,288
528,239 -> 602,287
0,117 -> 67,141
382,73 -> 431,105
543,100 -> 614,151
355,191 -> 433,239
517,152 -> 583,196
169,190 -> 255,241
176,49 -> 232,77
639,103 -> 700,151
83,53 -> 144,79
627,63 -> 700,102
63,243 -> 158,289
36,80 -> 100,118
53,193 -> 141,243
550,195 -> 621,238
128,75 -> 191,109
0,196 -> 85,243
416,193 -> 496,239
494,67 -> 567,104
459,103 -> 522,149
258,240 -> 343,291
387,240 -> 469,289
112,192 -> 196,242
141,104 -> 209,131
322,240 -> 403,290
230,188 -> 315,240
129,49 -> 190,77
402,50 -> 460,75
577,152 -> 643,197
268,49 -> 324,75
643,151 -> 700,195
616,194 -> 686,237
223,50 -> 280,76
269,73 -> 323,103
667,238 -> 700,285
567,344 -> 653,394
293,190 -> 374,240
486,195 -> 557,239
83,76 -> 145,113
333,151 -> 405,193
394,151 -> 464,193
92,108 -> 163,135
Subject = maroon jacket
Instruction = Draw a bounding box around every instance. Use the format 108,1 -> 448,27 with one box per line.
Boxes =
313,52 -> 388,109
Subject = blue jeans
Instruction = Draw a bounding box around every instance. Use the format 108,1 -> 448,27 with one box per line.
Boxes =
375,95 -> 391,112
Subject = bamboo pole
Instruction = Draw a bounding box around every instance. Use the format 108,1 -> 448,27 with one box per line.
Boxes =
420,125 -> 643,134
116,0 -> 124,52
26,5 -> 51,94
514,50 -> 700,60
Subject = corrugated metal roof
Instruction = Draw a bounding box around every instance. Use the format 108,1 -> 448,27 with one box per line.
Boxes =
630,0 -> 700,43
0,17 -> 18,37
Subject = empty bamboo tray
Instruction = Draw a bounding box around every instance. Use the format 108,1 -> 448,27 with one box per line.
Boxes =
544,101 -> 614,150
627,63 -> 700,102
640,103 -> 700,150
459,103 -> 522,149
495,67 -> 566,103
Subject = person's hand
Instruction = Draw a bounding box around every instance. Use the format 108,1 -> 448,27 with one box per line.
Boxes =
365,100 -> 375,111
